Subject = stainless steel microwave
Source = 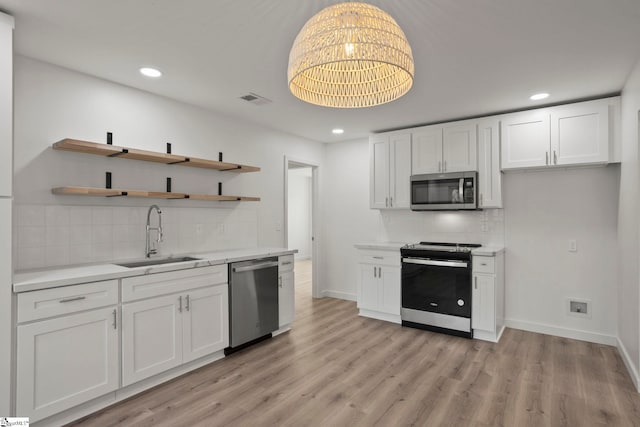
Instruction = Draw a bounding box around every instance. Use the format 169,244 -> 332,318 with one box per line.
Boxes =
410,171 -> 478,211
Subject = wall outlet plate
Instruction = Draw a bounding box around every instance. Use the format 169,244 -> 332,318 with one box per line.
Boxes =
567,298 -> 591,318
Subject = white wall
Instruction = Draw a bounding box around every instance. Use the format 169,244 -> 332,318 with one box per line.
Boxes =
287,167 -> 312,260
503,167 -> 619,344
12,56 -> 325,269
618,57 -> 640,388
322,139 -> 379,300
0,11 -> 13,417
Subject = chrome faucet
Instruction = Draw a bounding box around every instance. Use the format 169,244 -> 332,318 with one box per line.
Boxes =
145,205 -> 163,258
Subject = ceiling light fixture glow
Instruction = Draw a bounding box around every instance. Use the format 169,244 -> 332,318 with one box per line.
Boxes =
139,67 -> 162,78
332,128 -> 344,135
530,92 -> 549,101
288,2 -> 414,108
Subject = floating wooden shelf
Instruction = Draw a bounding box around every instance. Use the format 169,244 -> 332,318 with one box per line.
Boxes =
53,139 -> 260,172
52,187 -> 260,202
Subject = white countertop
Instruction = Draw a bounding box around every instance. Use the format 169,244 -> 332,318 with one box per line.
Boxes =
471,246 -> 505,256
13,247 -> 297,293
354,242 -> 408,250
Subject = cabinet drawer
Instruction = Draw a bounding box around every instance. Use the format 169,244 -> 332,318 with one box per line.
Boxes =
358,250 -> 400,267
279,255 -> 294,272
17,280 -> 118,323
473,256 -> 495,274
122,264 -> 227,302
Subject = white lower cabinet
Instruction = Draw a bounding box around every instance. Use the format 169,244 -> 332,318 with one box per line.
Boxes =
122,294 -> 182,386
356,248 -> 401,323
279,271 -> 295,327
472,252 -> 505,342
16,306 -> 119,422
122,283 -> 228,387
183,285 -> 229,364
278,254 -> 295,328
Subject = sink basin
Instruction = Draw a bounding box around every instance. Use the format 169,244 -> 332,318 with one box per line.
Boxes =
116,256 -> 201,268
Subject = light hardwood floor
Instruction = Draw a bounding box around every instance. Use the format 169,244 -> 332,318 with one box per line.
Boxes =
69,260 -> 640,426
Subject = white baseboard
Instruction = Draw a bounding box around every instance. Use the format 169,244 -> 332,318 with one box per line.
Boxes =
504,318 -> 617,346
617,337 -> 640,392
321,290 -> 357,301
359,309 -> 401,324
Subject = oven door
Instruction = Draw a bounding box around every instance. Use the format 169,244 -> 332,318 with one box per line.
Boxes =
401,257 -> 471,318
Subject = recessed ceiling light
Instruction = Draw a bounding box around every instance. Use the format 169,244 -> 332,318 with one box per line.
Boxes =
530,92 -> 549,101
332,128 -> 344,134
139,67 -> 162,78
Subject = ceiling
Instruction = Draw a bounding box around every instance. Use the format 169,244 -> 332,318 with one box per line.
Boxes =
1,0 -> 640,143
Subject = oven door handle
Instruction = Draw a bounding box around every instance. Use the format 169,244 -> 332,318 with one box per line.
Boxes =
402,258 -> 468,268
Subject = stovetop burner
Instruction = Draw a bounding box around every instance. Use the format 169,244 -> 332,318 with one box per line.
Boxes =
402,241 -> 482,253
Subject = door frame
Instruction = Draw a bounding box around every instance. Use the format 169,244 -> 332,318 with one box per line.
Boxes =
284,156 -> 321,298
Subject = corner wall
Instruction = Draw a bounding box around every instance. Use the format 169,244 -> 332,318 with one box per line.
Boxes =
618,57 -> 640,390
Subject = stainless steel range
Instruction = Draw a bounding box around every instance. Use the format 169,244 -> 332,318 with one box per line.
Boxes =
400,242 -> 481,338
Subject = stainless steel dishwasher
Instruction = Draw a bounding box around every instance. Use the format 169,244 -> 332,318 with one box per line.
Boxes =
227,257 -> 279,353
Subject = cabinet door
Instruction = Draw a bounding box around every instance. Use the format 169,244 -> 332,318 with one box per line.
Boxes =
411,126 -> 443,174
370,136 -> 390,209
358,264 -> 378,311
551,102 -> 609,166
378,266 -> 401,316
279,271 -> 295,327
501,111 -> 550,169
183,285 -> 229,363
442,122 -> 477,172
389,133 -> 412,209
17,307 -> 119,422
472,274 -> 495,332
122,294 -> 182,387
477,119 -> 502,208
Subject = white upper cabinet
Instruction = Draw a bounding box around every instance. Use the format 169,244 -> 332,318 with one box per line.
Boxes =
370,135 -> 390,209
551,101 -> 609,166
412,122 -> 477,174
502,98 -> 612,170
477,119 -> 502,208
411,125 -> 442,174
370,132 -> 411,209
501,111 -> 551,169
390,133 -> 412,208
442,121 -> 477,172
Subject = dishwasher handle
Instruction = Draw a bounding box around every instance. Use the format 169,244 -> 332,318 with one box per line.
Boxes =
232,261 -> 279,273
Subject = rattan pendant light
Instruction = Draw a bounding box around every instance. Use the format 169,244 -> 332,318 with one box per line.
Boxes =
288,2 -> 414,108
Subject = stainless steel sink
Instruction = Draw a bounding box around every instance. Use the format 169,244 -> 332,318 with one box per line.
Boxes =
115,256 -> 201,268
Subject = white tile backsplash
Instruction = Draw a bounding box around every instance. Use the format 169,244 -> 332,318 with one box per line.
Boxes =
379,209 -> 504,246
15,203 -> 259,269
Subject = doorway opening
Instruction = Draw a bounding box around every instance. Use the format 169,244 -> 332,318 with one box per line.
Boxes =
285,157 -> 319,299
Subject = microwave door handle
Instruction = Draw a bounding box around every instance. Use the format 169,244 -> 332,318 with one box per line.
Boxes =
459,179 -> 464,203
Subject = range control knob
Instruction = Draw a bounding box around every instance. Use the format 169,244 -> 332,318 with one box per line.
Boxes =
457,299 -> 465,307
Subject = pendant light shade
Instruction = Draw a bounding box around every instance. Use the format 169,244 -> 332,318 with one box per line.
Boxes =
288,2 -> 414,108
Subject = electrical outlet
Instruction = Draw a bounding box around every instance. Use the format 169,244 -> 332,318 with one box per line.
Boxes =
567,298 -> 591,318
275,221 -> 281,231
569,239 -> 577,252
195,223 -> 203,235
